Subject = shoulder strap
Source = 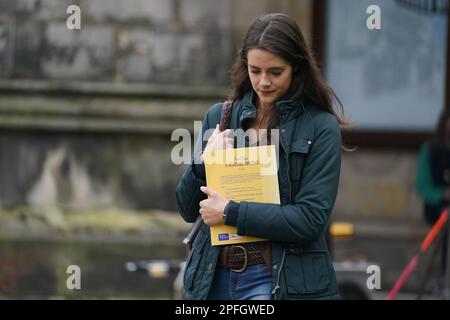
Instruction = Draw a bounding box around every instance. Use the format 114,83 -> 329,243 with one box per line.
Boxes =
219,100 -> 233,131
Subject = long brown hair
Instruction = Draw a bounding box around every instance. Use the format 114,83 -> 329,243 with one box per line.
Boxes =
431,109 -> 450,150
229,13 -> 349,130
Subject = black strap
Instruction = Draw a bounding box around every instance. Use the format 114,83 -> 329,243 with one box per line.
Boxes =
184,100 -> 233,251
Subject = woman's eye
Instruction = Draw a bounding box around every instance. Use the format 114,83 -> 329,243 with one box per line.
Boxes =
250,70 -> 260,74
271,71 -> 282,76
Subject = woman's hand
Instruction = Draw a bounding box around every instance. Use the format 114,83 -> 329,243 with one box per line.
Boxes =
201,124 -> 234,162
199,186 -> 229,226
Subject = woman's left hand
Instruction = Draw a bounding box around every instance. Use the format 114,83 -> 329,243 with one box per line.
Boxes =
199,186 -> 229,226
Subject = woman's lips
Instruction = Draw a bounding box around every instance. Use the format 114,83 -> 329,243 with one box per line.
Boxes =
259,90 -> 274,96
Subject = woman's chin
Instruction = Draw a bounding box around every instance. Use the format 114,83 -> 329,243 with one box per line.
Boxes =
257,95 -> 276,105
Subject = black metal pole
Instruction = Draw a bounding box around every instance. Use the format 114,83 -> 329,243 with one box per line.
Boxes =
442,7 -> 450,298
446,0 -> 450,112
443,207 -> 450,298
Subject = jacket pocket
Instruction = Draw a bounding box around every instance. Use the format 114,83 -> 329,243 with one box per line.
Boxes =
183,230 -> 208,290
289,139 -> 311,194
284,251 -> 330,295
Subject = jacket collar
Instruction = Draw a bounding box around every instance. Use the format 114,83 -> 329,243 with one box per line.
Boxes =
239,90 -> 305,125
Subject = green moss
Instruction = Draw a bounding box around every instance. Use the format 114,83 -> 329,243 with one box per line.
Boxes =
0,207 -> 190,243
67,209 -> 154,232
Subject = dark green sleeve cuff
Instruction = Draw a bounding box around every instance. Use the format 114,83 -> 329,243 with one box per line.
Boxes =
224,200 -> 240,227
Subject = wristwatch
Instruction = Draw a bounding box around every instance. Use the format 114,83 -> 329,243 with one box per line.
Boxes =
223,201 -> 230,221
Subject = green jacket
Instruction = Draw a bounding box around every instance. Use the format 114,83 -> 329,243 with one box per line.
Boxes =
176,91 -> 341,300
416,142 -> 445,205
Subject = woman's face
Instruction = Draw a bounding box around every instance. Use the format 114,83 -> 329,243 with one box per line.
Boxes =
247,48 -> 293,107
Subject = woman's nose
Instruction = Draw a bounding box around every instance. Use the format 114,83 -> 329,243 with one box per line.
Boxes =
260,75 -> 271,87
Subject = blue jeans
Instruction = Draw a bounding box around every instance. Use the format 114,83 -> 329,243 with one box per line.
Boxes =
207,264 -> 272,300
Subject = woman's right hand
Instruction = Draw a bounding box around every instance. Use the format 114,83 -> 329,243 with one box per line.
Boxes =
201,124 -> 234,162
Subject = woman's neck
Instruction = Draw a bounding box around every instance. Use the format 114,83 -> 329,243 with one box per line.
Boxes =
255,97 -> 274,117
249,100 -> 272,130
258,101 -> 273,114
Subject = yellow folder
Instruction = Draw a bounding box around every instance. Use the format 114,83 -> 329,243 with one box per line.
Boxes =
203,145 -> 280,246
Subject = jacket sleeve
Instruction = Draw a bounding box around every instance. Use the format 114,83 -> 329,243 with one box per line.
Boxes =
175,103 -> 222,223
232,114 -> 342,245
416,142 -> 444,205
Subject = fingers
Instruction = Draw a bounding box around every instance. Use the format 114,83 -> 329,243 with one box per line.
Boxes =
199,201 -> 209,224
214,133 -> 234,149
200,186 -> 219,198
225,137 -> 234,149
213,130 -> 231,140
211,124 -> 220,138
200,186 -> 211,196
198,205 -> 220,226
207,124 -> 220,144
206,126 -> 234,151
222,129 -> 233,139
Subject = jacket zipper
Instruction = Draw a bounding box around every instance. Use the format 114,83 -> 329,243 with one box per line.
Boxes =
272,129 -> 290,300
279,131 -> 291,204
272,249 -> 286,300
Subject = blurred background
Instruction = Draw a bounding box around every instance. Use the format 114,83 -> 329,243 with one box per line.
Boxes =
0,0 -> 448,299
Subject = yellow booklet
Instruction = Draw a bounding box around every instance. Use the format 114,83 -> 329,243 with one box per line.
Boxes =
203,145 -> 280,246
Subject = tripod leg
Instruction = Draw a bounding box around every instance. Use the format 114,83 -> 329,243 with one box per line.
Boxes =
441,220 -> 450,299
416,231 -> 443,300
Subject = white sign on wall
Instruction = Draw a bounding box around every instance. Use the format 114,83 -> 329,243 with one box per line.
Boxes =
326,0 -> 447,131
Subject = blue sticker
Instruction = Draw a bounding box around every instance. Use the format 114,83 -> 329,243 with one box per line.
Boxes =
218,233 -> 229,241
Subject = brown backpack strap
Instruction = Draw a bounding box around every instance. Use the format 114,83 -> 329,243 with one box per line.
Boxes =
219,100 -> 233,131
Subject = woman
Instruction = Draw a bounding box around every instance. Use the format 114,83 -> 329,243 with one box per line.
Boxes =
416,110 -> 450,280
176,13 -> 346,300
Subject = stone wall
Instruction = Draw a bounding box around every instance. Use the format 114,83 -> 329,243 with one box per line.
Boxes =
0,0 -> 232,84
0,0 -> 313,211
0,0 -> 311,83
0,84 -> 219,210
335,148 -> 424,222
